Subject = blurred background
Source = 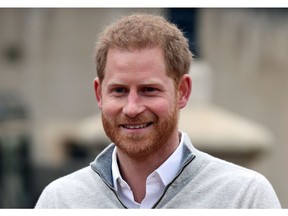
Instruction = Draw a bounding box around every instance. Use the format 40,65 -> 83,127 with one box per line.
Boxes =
0,8 -> 287,208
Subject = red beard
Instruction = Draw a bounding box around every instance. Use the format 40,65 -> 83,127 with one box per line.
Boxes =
101,105 -> 178,159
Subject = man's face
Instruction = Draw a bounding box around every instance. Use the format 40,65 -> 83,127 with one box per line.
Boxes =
95,47 -> 180,159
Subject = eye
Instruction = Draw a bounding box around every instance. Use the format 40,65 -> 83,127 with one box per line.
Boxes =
114,87 -> 126,93
142,87 -> 159,96
144,87 -> 156,92
111,87 -> 127,96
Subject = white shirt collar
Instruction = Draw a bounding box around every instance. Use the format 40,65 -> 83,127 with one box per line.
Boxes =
111,146 -> 121,191
154,133 -> 184,186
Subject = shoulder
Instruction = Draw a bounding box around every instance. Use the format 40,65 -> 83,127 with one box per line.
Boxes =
35,166 -> 103,208
191,150 -> 281,208
182,132 -> 260,181
196,149 -> 265,184
52,165 -> 109,192
182,132 -> 270,189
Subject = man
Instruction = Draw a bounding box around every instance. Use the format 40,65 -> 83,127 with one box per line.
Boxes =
35,13 -> 281,208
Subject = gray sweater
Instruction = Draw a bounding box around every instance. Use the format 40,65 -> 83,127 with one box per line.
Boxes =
35,132 -> 281,208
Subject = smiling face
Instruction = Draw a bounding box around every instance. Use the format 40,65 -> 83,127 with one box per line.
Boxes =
94,47 -> 190,159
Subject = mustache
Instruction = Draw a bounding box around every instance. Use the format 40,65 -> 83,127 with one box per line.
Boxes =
117,114 -> 157,124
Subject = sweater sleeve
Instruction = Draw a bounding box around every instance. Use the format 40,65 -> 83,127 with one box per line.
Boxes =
35,183 -> 58,208
241,173 -> 281,208
35,188 -> 49,208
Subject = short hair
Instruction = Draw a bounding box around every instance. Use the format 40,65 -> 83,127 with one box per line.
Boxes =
95,13 -> 193,85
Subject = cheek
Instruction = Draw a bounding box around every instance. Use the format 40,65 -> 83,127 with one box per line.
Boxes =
148,100 -> 174,117
101,96 -> 176,118
101,100 -> 122,117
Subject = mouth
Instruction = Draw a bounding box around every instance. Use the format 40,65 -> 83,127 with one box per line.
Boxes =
120,122 -> 153,129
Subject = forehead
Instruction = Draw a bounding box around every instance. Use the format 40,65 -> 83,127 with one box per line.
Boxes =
104,47 -> 168,80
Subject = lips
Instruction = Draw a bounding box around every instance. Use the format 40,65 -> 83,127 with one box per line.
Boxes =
121,122 -> 153,129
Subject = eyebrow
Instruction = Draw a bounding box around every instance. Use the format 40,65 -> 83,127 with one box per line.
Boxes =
105,78 -> 166,87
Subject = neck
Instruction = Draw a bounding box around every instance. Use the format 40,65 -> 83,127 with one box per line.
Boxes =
116,131 -> 180,203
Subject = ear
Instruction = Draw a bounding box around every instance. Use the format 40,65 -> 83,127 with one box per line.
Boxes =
94,77 -> 102,109
177,74 -> 192,109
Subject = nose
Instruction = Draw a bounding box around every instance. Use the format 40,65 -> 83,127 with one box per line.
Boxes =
122,91 -> 145,118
